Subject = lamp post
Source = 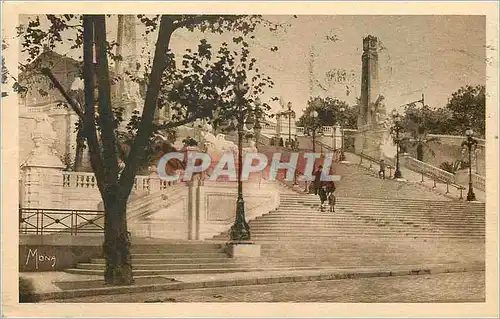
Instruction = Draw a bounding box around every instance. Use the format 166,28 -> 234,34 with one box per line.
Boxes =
339,107 -> 346,161
392,112 -> 403,179
462,128 -> 478,201
229,81 -> 251,242
287,102 -> 294,149
309,110 -> 319,152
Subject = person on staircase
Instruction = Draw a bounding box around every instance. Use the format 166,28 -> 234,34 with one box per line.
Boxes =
325,180 -> 336,212
379,159 -> 386,180
313,165 -> 323,195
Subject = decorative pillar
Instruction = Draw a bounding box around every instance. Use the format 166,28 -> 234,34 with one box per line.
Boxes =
148,165 -> 161,194
20,114 -> 64,209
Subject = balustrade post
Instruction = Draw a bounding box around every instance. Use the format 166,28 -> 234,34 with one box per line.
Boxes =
148,166 -> 161,194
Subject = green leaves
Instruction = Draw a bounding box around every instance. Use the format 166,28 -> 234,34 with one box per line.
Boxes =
401,85 -> 485,138
297,96 -> 355,128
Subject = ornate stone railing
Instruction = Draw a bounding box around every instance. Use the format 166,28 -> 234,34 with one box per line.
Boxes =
472,173 -> 485,191
296,125 -> 350,137
402,156 -> 456,184
62,171 -> 155,193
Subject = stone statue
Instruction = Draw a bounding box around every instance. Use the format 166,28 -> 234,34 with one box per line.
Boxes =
22,114 -> 63,168
372,95 -> 388,129
200,131 -> 238,158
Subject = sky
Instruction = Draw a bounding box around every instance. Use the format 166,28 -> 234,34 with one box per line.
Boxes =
17,15 -> 487,117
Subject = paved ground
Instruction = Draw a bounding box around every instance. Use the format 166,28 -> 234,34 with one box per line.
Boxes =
46,271 -> 485,303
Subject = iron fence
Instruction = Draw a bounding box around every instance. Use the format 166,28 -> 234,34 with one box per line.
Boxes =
19,208 -> 105,235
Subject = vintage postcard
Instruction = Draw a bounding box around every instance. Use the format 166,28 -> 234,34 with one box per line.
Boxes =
1,1 -> 498,318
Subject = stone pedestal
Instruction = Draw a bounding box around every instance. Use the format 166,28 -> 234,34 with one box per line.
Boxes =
354,126 -> 392,161
20,114 -> 65,208
148,166 -> 161,194
225,242 -> 261,258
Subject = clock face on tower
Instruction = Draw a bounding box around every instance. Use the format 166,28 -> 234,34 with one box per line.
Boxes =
363,40 -> 369,50
370,39 -> 377,49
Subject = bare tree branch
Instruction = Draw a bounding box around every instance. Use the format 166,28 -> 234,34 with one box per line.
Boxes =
40,67 -> 85,119
119,15 -> 175,198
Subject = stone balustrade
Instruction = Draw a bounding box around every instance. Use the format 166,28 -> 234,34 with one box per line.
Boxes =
295,125 -> 343,137
472,173 -> 485,191
62,171 -> 154,194
402,155 -> 456,184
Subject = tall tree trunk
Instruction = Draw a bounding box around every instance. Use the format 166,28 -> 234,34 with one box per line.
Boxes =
73,126 -> 85,171
94,15 -> 133,285
118,16 -> 175,199
416,144 -> 423,161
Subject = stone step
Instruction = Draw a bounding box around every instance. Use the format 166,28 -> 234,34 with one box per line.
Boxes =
266,208 -> 485,215
64,266 -> 321,276
129,252 -> 227,258
277,203 -> 485,210
248,229 -> 483,235
262,208 -> 485,215
279,197 -> 485,206
250,220 -> 484,228
130,244 -> 223,253
254,212 -> 485,222
91,257 -> 231,264
77,262 -> 241,271
250,225 -> 485,233
247,234 -> 485,240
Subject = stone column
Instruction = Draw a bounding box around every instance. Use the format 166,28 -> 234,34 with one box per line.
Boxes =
148,165 -> 161,194
20,114 -> 64,209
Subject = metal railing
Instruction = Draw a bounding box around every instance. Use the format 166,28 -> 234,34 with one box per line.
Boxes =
358,153 -> 466,199
357,152 -> 395,177
19,208 -> 105,235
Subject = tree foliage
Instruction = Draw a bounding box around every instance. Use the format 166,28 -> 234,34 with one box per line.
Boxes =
400,85 -> 485,138
15,14 -> 281,285
296,96 -> 356,129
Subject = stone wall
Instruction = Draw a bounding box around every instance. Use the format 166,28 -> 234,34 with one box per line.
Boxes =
19,234 -> 103,272
126,180 -> 280,241
404,134 -> 485,176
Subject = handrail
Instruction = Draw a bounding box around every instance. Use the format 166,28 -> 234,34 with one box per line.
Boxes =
402,156 -> 456,184
354,152 -> 466,199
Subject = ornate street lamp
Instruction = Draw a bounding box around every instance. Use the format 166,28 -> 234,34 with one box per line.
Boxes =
229,81 -> 251,242
339,106 -> 346,161
462,128 -> 478,201
286,102 -> 294,149
392,112 -> 403,179
309,110 -> 319,153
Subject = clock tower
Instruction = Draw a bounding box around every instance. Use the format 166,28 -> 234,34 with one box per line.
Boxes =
359,35 -> 380,128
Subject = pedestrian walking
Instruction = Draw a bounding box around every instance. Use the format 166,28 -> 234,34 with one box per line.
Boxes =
325,181 -> 336,212
379,159 -> 386,179
313,165 -> 323,195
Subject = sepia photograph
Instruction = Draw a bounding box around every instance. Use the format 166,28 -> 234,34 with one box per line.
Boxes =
1,1 -> 498,318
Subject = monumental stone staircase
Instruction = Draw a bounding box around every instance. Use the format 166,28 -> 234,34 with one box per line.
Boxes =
210,193 -> 485,241
211,159 -> 485,242
65,150 -> 485,277
64,241 -> 322,276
